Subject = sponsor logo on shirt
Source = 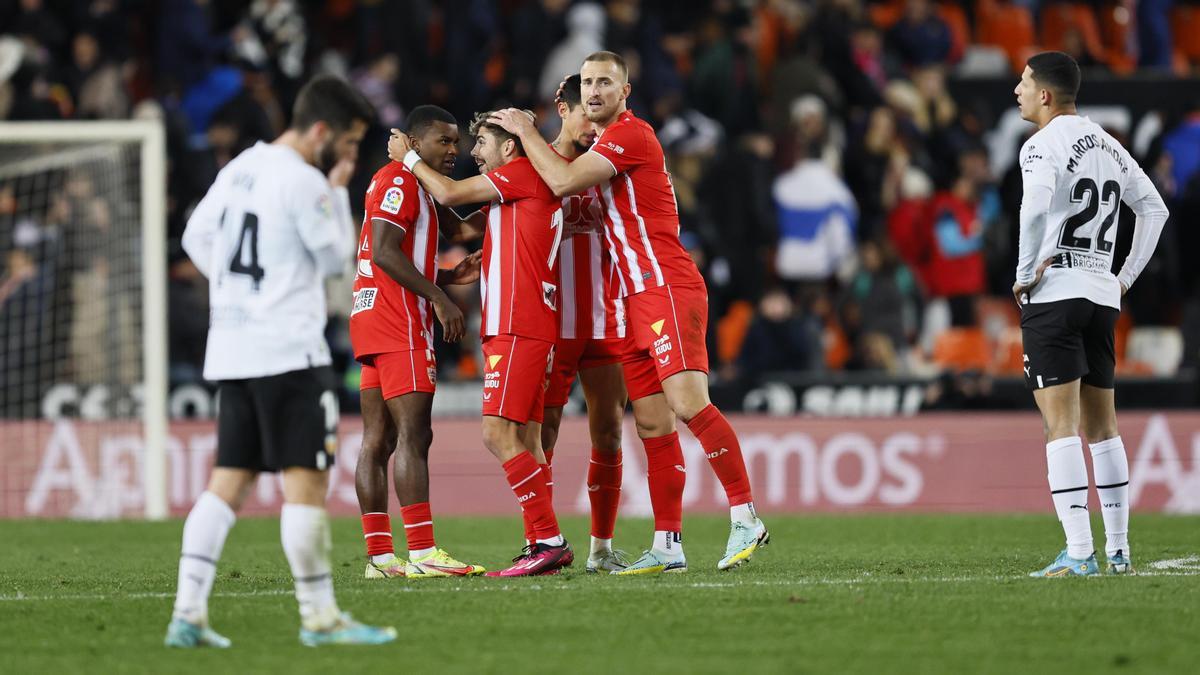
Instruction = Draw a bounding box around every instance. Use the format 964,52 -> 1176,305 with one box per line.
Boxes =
380,187 -> 403,214
352,288 -> 377,315
542,281 -> 558,310
603,142 -> 625,154
493,172 -> 510,183
317,193 -> 333,218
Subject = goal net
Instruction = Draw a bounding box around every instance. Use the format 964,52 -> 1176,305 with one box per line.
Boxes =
0,121 -> 167,520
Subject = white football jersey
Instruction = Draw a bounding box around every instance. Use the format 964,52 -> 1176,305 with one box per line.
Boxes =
182,142 -> 353,380
1018,115 -> 1159,309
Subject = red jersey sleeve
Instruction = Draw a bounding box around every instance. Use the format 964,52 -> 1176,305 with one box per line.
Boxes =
365,166 -> 420,231
485,158 -> 542,203
588,120 -> 649,175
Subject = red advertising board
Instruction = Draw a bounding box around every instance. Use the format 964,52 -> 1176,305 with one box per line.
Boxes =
3,412 -> 1197,519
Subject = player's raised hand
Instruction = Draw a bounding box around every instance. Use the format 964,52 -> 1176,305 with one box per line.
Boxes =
487,108 -> 536,135
387,128 -> 412,163
433,292 -> 465,343
327,158 -> 355,188
446,250 -> 482,285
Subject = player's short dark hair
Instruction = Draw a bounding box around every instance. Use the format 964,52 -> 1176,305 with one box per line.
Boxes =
290,75 -> 376,133
1027,51 -> 1081,105
468,111 -> 526,156
559,74 -> 583,109
406,105 -> 457,137
583,51 -> 628,82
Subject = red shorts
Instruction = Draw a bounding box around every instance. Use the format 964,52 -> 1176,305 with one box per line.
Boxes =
621,283 -> 710,401
544,337 -> 626,408
359,349 -> 437,400
482,334 -> 554,424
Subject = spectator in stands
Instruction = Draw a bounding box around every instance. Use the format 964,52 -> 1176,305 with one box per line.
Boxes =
887,0 -> 953,68
167,248 -> 208,385
737,287 -> 823,379
689,6 -> 761,137
919,147 -> 998,327
63,30 -> 129,120
507,0 -> 569,106
539,2 -> 604,102
840,238 -> 923,361
1162,103 -> 1200,197
351,53 -> 404,129
1137,0 -> 1175,70
845,106 -> 908,241
772,139 -> 858,292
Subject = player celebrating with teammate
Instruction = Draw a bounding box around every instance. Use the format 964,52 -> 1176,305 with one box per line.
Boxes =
351,105 -> 487,580
1012,52 -> 1169,577
535,74 -> 631,573
388,111 -> 573,577
489,51 -> 767,573
168,76 -> 395,647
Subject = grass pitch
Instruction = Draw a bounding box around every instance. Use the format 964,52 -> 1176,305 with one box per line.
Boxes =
1,514 -> 1197,674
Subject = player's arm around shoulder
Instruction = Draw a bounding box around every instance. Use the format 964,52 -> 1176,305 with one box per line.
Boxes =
487,108 -> 616,197
387,130 -> 498,206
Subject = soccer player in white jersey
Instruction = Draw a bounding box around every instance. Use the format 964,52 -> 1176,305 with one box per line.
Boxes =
1012,52 -> 1169,577
166,76 -> 396,647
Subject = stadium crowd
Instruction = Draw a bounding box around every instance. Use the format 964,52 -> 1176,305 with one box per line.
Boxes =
3,0 -> 1200,406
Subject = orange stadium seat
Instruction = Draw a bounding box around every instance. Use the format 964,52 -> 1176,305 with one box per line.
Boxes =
976,3 -> 1038,72
869,0 -> 905,29
932,327 -> 992,371
1097,2 -> 1137,73
1040,4 -> 1106,62
717,300 -> 754,365
1173,5 -> 1200,63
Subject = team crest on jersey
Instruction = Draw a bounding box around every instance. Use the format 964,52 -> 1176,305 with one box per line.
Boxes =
542,281 -> 558,310
357,258 -> 373,278
381,187 -> 403,214
393,176 -> 405,185
317,193 -> 333,218
352,288 -> 377,315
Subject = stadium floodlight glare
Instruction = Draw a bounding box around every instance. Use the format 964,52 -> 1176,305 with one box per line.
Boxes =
0,120 -> 168,520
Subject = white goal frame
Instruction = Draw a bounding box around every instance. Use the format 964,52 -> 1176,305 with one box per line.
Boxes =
0,120 -> 169,520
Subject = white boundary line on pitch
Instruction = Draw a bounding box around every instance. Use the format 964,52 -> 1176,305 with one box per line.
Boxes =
3,567 -> 1198,603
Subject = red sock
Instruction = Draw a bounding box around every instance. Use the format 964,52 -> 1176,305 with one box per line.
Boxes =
643,432 -> 685,532
360,512 -> 393,557
587,448 -> 622,539
686,404 -> 753,506
503,452 -> 560,541
544,448 -> 555,466
400,502 -> 435,553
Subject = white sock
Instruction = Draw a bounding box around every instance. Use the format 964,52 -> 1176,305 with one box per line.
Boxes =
731,502 -> 758,526
589,537 -> 613,558
651,530 -> 684,559
536,534 -> 565,547
408,546 -> 436,560
1090,436 -> 1130,557
1046,436 -> 1094,559
172,491 -> 236,625
280,503 -> 339,629
370,553 -> 396,565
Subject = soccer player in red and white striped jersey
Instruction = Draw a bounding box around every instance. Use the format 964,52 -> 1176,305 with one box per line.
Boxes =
388,110 -> 573,577
490,51 -> 768,574
533,74 -> 632,574
351,105 -> 487,580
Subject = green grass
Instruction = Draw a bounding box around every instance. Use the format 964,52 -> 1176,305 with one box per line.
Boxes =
1,514 -> 1198,674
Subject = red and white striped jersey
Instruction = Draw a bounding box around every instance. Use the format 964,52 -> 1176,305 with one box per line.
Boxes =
349,162 -> 439,358
558,186 -> 626,340
479,156 -> 562,342
587,110 -> 704,297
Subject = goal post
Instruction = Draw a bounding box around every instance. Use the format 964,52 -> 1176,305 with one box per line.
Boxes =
0,120 -> 168,520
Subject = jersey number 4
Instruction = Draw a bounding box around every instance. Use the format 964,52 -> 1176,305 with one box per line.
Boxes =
227,212 -> 266,290
1059,178 -> 1120,254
